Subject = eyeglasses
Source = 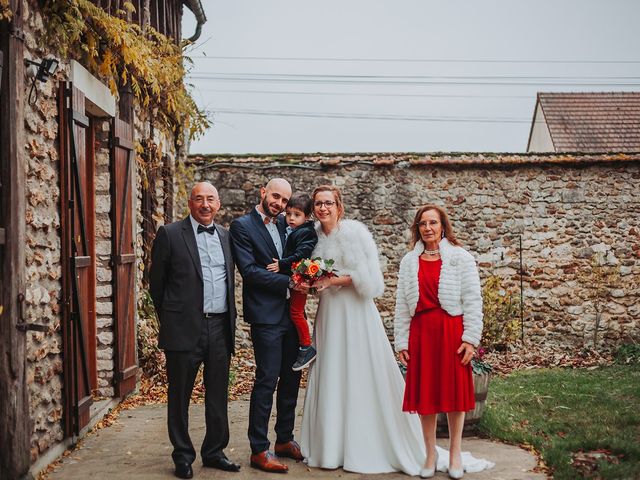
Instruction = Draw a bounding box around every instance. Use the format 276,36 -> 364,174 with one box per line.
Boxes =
418,220 -> 440,228
314,200 -> 336,208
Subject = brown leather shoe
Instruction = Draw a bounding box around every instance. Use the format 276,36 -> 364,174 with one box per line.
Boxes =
250,451 -> 289,473
275,440 -> 304,461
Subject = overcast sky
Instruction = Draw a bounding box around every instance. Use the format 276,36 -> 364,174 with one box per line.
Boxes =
182,1 -> 640,154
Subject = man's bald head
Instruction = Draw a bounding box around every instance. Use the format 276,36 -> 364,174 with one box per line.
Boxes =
188,182 -> 220,225
265,178 -> 291,193
190,182 -> 218,199
259,178 -> 292,218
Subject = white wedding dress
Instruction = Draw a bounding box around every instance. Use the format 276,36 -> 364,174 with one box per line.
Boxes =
300,220 -> 494,475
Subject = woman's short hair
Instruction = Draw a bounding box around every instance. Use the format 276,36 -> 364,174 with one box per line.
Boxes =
311,185 -> 345,219
287,193 -> 313,216
410,205 -> 461,247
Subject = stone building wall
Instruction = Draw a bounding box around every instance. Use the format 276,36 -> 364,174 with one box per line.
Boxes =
19,0 -> 177,462
23,0 -> 66,458
186,153 -> 640,349
94,123 -> 115,399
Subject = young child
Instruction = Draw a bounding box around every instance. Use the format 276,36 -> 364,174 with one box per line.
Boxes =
267,193 -> 319,371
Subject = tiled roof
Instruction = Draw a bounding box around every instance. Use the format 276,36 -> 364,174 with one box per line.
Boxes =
188,152 -> 640,168
536,92 -> 640,152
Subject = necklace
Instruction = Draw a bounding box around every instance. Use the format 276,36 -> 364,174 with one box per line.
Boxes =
422,248 -> 439,255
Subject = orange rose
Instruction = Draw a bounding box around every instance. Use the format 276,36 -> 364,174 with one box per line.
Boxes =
307,263 -> 320,276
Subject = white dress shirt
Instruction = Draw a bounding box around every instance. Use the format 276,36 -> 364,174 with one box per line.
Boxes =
255,206 -> 283,258
189,215 -> 227,314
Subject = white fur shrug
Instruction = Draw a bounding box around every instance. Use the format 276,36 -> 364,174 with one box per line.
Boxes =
394,238 -> 483,351
312,219 -> 384,299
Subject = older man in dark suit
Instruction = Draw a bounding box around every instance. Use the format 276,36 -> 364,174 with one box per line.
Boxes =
150,182 -> 240,479
229,178 -> 303,473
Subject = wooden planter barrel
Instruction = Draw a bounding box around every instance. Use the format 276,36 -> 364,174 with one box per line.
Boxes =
436,372 -> 490,437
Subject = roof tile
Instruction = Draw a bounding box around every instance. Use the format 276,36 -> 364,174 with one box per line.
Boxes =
538,92 -> 640,152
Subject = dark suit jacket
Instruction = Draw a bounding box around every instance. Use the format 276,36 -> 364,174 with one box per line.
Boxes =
149,216 -> 237,353
278,221 -> 318,275
229,209 -> 290,325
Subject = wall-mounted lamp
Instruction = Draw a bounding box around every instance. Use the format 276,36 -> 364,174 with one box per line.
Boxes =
25,57 -> 59,82
24,57 -> 59,105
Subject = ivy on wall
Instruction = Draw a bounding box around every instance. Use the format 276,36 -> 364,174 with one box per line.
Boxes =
0,0 -> 11,21
41,0 -> 209,144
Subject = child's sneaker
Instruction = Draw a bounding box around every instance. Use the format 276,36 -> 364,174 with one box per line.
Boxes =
292,346 -> 317,371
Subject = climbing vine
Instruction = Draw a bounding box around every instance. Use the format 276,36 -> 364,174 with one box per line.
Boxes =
0,0 -> 11,21
43,0 -> 209,144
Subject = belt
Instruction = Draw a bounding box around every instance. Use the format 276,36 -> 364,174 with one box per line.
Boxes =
203,312 -> 226,318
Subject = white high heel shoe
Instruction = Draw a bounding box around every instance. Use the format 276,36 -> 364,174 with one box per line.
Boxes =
419,450 -> 438,479
447,454 -> 464,479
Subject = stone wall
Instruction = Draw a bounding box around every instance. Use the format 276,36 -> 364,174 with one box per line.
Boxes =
23,0 -> 66,458
19,0 -> 177,463
94,122 -> 115,398
186,153 -> 640,349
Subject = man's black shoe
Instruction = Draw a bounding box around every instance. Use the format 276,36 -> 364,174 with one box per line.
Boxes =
174,462 -> 193,479
203,456 -> 241,472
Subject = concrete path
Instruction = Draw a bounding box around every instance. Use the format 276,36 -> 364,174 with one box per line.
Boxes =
46,393 -> 544,480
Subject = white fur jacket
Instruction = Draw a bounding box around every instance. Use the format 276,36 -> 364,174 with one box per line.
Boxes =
312,219 -> 385,299
394,238 -> 483,351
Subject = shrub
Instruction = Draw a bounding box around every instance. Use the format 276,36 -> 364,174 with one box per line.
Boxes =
481,275 -> 521,349
137,289 -> 165,381
577,254 -> 621,348
614,343 -> 640,365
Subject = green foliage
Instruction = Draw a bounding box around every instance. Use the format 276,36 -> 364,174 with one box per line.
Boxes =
479,366 -> 640,479
137,289 -> 165,381
482,275 -> 521,348
614,343 -> 640,365
174,159 -> 195,217
228,366 -> 237,386
43,0 -> 209,144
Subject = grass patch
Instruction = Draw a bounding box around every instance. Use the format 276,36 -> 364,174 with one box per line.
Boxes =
478,365 -> 640,479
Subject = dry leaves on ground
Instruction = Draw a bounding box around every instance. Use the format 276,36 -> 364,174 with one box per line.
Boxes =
484,344 -> 613,375
571,450 -> 622,476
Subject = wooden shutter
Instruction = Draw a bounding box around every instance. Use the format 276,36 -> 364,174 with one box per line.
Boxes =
60,83 -> 95,436
0,5 -> 30,476
111,118 -> 138,398
0,50 -> 5,252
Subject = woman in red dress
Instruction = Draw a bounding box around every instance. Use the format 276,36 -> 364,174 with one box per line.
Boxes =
394,205 -> 483,479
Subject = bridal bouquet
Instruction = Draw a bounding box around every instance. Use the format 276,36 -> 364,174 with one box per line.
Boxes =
291,257 -> 336,294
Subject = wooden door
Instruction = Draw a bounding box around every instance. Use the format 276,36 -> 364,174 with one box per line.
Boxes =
60,83 -> 96,436
111,118 -> 138,398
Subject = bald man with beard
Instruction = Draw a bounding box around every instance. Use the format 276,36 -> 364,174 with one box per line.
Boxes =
230,178 -> 304,473
150,182 -> 240,479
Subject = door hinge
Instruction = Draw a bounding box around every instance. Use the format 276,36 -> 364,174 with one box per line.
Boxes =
15,293 -> 50,332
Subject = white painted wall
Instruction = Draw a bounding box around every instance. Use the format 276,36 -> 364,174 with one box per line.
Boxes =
527,103 -> 554,152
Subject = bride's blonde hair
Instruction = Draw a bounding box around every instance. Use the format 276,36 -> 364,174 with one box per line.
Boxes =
311,185 -> 345,220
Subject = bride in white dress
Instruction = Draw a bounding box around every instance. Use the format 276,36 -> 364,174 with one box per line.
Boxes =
300,185 -> 493,477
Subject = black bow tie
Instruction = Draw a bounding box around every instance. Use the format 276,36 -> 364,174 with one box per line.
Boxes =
197,224 -> 216,235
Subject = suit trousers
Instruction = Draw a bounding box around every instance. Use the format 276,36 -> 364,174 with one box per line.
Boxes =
165,313 -> 231,465
248,307 -> 302,454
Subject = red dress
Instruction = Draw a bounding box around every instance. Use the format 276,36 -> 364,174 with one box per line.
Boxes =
402,258 -> 475,415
